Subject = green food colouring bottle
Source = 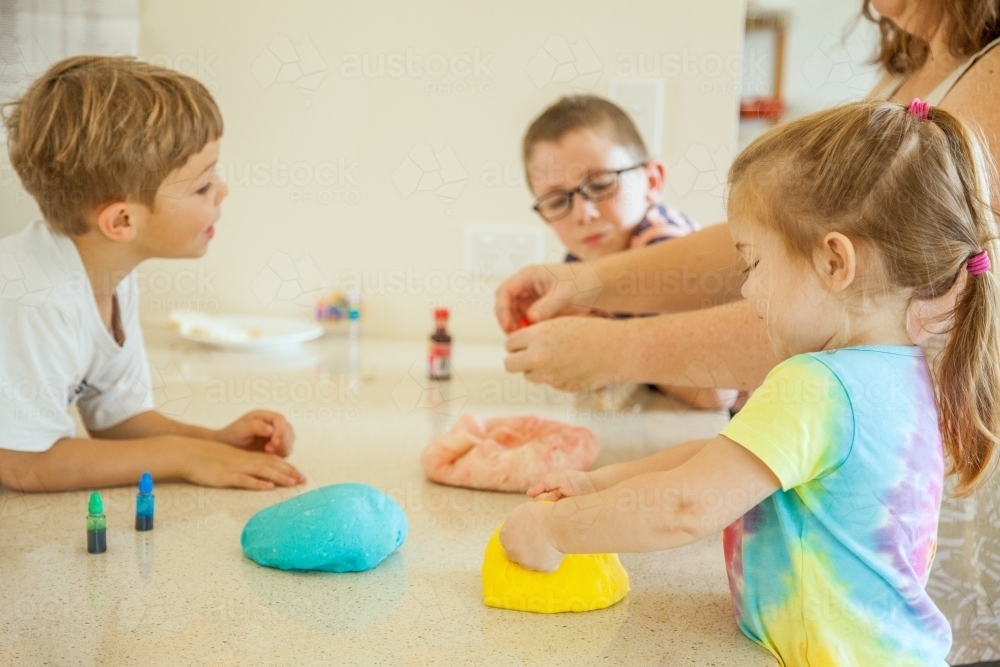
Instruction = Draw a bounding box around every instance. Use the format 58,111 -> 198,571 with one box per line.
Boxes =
87,491 -> 107,554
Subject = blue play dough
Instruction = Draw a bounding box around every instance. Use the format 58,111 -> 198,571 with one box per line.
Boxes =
241,483 -> 407,572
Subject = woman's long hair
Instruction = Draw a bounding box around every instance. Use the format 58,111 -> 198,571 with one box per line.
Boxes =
864,0 -> 1000,74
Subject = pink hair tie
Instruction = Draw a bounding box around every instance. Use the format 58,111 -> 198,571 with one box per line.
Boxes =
908,97 -> 930,121
968,250 -> 991,275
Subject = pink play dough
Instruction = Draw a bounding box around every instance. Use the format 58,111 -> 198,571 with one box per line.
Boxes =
420,415 -> 600,492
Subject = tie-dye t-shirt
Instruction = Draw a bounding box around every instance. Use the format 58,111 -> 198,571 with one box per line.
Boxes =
719,346 -> 951,666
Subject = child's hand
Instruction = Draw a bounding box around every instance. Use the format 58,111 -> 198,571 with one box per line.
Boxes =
527,470 -> 596,501
215,410 -> 296,456
499,501 -> 564,572
182,439 -> 306,490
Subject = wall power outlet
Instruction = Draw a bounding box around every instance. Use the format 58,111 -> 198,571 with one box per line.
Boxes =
463,225 -> 545,278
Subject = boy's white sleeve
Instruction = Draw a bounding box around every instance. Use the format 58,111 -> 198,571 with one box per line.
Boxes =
0,303 -> 79,452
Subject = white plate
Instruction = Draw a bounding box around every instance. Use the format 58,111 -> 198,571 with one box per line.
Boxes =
168,312 -> 324,351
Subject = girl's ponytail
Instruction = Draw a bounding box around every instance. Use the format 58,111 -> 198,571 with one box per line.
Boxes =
928,108 -> 1000,495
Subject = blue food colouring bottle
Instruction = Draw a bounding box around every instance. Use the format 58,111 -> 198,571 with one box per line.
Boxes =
135,472 -> 154,531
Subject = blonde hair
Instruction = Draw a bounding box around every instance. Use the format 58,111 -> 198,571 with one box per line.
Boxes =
522,95 -> 648,176
2,55 -> 223,235
729,101 -> 1000,495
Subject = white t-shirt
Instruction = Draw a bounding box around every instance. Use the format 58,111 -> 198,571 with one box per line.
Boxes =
0,220 -> 154,452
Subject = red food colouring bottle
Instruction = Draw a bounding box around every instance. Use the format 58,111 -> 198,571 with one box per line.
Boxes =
428,307 -> 452,380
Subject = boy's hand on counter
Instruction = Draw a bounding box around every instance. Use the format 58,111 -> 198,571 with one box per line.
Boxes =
499,501 -> 564,572
527,470 -> 596,501
181,438 -> 306,490
215,410 -> 296,456
504,316 -> 621,391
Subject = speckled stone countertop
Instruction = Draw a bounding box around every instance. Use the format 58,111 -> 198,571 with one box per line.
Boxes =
0,329 -> 777,667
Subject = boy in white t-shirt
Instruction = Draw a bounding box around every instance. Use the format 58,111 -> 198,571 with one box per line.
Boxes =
0,56 -> 305,492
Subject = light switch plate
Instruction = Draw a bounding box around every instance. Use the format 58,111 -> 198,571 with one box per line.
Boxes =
609,78 -> 664,156
463,225 -> 545,278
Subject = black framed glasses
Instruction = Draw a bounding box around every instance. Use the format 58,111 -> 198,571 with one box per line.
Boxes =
532,163 -> 648,223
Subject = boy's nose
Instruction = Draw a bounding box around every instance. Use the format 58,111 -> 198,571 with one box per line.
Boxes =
570,192 -> 599,224
217,180 -> 230,203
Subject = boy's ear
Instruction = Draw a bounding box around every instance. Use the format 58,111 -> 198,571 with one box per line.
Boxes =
644,158 -> 666,204
93,201 -> 141,242
819,232 -> 856,292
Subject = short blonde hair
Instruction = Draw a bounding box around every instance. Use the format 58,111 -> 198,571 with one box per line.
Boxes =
2,55 -> 223,235
522,95 -> 648,175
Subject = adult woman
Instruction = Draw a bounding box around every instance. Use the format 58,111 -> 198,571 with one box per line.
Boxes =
497,2 -> 1000,663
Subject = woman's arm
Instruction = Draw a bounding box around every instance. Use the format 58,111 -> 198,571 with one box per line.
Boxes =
592,223 -> 746,312
504,300 -> 780,392
657,384 -> 740,411
495,224 -> 746,332
500,434 -> 780,569
619,301 -> 779,390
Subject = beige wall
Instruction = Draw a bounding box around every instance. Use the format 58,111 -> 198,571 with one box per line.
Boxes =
1,0 -> 746,342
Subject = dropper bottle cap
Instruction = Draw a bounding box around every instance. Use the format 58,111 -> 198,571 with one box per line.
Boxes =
88,491 -> 104,515
138,472 -> 153,494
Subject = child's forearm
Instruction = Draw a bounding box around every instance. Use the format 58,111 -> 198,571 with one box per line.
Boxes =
546,436 -> 780,555
546,470 -> 705,554
515,435 -> 781,560
91,411 -> 217,441
0,436 -> 195,492
588,439 -> 710,491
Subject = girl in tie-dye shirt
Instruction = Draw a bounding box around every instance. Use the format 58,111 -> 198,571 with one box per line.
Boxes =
499,99 -> 1000,667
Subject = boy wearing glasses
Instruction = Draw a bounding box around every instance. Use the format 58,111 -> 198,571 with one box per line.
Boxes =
522,95 -> 737,410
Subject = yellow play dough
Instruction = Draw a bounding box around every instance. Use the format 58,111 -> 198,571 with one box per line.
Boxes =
481,524 -> 629,613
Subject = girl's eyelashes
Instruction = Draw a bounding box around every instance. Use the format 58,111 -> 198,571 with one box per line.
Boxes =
742,260 -> 759,275
196,181 -> 213,195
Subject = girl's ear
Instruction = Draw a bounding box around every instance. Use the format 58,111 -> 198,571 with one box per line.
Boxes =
819,232 -> 856,292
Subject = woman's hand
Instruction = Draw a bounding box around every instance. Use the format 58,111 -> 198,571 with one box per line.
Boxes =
214,410 -> 296,456
527,470 -> 597,501
504,316 -> 624,391
499,501 -> 564,572
494,262 -> 604,333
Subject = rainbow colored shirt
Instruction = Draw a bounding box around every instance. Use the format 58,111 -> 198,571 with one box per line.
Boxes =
720,346 -> 951,666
